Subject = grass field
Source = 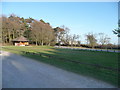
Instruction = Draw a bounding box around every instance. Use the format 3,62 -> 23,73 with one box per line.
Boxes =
2,46 -> 119,87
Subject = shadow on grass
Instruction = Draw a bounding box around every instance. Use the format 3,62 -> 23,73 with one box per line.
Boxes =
20,49 -> 119,87
2,46 -> 119,87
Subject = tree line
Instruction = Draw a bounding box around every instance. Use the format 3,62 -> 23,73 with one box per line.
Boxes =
1,14 -> 80,46
1,14 -> 119,49
1,14 -> 55,46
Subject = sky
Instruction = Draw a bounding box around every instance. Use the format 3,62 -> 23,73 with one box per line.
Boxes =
2,2 -> 118,44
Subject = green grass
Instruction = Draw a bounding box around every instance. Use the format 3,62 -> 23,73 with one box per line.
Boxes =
2,46 -> 119,87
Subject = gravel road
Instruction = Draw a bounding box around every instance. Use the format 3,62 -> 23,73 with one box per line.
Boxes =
2,51 -> 115,88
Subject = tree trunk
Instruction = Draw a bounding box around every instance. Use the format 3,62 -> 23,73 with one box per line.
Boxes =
48,42 -> 50,46
8,30 -> 11,43
41,40 -> 43,46
5,36 -> 7,43
92,45 -> 94,49
13,31 -> 15,39
71,41 -> 73,47
36,39 -> 38,46
59,41 -> 60,46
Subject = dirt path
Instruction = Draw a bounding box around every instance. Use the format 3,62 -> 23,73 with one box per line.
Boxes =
2,51 -> 115,88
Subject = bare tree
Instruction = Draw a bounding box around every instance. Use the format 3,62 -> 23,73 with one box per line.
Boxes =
54,25 -> 70,45
64,34 -> 71,45
30,20 -> 42,46
86,33 -> 97,48
98,33 -> 111,45
30,20 -> 55,46
70,34 -> 79,47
